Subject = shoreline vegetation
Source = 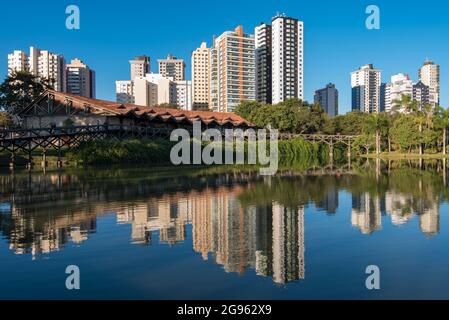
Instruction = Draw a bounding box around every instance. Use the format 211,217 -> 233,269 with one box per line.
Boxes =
234,98 -> 449,157
0,137 -> 328,170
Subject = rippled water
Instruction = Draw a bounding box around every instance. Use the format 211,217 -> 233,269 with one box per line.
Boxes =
1,161 -> 449,299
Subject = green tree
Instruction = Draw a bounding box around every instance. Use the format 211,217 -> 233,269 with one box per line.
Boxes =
234,100 -> 263,120
0,71 -> 52,115
364,113 -> 389,155
353,134 -> 376,155
392,94 -> 418,113
390,114 -> 420,153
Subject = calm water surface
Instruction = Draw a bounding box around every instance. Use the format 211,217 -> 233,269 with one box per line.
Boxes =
1,161 -> 449,299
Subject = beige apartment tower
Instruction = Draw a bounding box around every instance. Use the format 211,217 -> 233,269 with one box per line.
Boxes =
419,60 -> 440,106
158,55 -> 185,81
211,26 -> 255,113
130,56 -> 150,80
191,42 -> 211,110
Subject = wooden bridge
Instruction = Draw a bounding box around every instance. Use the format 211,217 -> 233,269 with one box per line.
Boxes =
0,125 -> 359,169
280,133 -> 356,159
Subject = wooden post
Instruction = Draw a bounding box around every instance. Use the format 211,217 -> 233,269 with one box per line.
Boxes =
26,140 -> 33,171
57,138 -> 63,168
347,140 -> 352,170
9,152 -> 15,171
347,140 -> 352,159
329,142 -> 334,166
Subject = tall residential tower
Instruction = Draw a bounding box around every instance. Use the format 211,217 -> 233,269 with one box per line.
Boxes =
271,15 -> 304,104
130,56 -> 150,80
419,60 -> 440,106
66,58 -> 96,98
8,47 -> 66,92
210,26 -> 255,112
255,23 -> 272,104
191,42 -> 211,109
158,55 -> 186,81
351,64 -> 382,113
314,83 -> 338,117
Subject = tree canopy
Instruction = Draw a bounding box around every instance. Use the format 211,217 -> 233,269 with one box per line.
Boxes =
0,71 -> 52,114
234,95 -> 449,155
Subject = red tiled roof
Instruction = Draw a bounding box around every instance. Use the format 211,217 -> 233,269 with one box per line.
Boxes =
40,90 -> 253,127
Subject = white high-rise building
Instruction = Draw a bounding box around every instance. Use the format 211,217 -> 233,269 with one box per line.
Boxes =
419,60 -> 440,106
211,26 -> 255,112
174,80 -> 192,110
7,50 -> 29,75
7,47 -> 66,92
271,15 -> 304,104
134,77 -> 158,107
29,47 -> 66,92
66,59 -> 96,98
132,74 -> 193,109
116,55 -> 191,110
116,55 -> 150,104
191,42 -> 211,109
384,73 -> 413,112
144,73 -> 176,106
116,80 -> 134,103
351,64 -> 382,113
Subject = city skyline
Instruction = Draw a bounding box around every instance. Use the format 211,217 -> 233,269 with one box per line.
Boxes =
0,0 -> 448,114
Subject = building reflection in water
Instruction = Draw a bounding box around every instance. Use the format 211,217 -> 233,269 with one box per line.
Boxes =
351,193 -> 383,234
351,191 -> 440,236
0,169 -> 444,284
191,193 -> 305,284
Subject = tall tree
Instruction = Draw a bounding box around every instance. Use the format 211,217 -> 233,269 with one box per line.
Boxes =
435,106 -> 449,155
364,113 -> 389,156
0,71 -> 52,115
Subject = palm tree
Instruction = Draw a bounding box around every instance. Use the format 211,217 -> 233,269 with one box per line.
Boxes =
414,108 -> 427,155
365,113 -> 389,156
392,94 -> 416,113
437,106 -> 449,155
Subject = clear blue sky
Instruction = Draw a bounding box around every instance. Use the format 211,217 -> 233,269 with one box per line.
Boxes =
0,0 -> 448,114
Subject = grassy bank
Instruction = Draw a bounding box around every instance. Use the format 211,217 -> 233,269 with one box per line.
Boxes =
65,138 -> 328,167
66,139 -> 175,165
363,152 -> 449,160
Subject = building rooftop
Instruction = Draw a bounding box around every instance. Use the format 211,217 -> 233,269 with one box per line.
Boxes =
23,90 -> 253,128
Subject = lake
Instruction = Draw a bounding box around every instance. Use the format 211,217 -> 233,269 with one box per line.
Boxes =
1,160 -> 449,299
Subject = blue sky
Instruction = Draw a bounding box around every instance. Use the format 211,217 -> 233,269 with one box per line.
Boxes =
0,0 -> 447,114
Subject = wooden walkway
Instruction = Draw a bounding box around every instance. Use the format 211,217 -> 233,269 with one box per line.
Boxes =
1,125 -> 359,169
